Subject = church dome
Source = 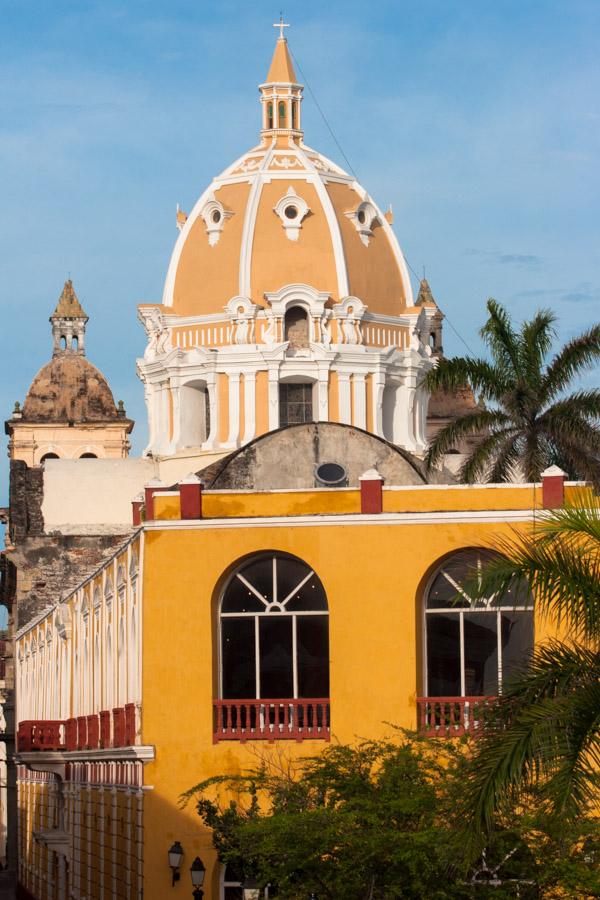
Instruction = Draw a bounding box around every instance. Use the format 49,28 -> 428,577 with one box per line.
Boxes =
162,32 -> 413,318
22,355 -> 121,424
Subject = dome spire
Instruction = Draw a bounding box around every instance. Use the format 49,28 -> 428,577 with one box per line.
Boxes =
50,279 -> 89,357
259,19 -> 303,140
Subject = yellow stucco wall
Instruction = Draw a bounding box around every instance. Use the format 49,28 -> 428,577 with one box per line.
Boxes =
139,502 -> 554,899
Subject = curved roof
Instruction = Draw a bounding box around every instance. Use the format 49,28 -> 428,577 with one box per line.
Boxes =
196,422 -> 436,490
161,37 -> 414,319
22,355 -> 123,424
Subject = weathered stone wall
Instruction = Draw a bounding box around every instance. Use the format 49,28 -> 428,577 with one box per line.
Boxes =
8,461 -> 44,544
9,534 -> 129,630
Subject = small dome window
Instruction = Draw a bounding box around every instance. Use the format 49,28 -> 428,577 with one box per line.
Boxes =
267,101 -> 274,129
273,187 -> 310,241
315,462 -> 348,487
200,194 -> 233,247
278,101 -> 286,127
346,201 -> 381,246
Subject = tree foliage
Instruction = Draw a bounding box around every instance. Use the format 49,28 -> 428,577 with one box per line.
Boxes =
424,299 -> 600,484
183,735 -> 599,898
454,495 -> 600,866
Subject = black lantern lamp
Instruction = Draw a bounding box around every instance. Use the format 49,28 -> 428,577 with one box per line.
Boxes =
168,841 -> 184,885
190,856 -> 206,899
243,875 -> 261,900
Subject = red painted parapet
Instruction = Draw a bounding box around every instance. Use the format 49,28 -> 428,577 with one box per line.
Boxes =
132,494 -> 144,526
99,710 -> 111,748
76,716 -> 87,750
113,707 -> 126,748
86,714 -> 99,750
359,468 -> 384,514
65,718 -> 78,751
179,474 -> 203,520
416,696 -> 494,737
214,698 -> 330,743
124,702 -> 137,746
144,478 -> 170,521
541,465 -> 566,509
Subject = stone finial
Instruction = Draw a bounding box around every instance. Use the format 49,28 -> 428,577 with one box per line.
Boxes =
117,400 -> 126,417
50,280 -> 89,356
12,401 -> 22,418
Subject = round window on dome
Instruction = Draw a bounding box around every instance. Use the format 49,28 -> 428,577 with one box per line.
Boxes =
211,210 -> 222,224
315,462 -> 348,487
284,205 -> 298,220
357,209 -> 366,225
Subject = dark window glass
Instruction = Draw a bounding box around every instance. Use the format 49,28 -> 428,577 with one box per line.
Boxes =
259,618 -> 293,698
501,610 -> 534,684
427,562 -> 471,609
224,890 -> 243,900
298,617 -> 329,696
427,615 -> 460,696
221,577 -> 265,614
278,101 -> 286,125
463,612 -> 498,695
222,619 -> 255,699
279,383 -> 313,426
315,462 -> 347,485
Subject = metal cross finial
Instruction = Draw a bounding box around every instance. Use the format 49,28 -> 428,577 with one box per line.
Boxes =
273,13 -> 290,39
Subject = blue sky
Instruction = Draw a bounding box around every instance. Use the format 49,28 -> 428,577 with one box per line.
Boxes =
1,0 -> 599,505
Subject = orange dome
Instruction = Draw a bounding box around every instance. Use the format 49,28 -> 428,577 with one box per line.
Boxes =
161,36 -> 414,319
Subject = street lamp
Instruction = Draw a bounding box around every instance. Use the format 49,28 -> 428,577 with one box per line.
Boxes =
190,856 -> 206,899
168,841 -> 184,886
243,876 -> 261,900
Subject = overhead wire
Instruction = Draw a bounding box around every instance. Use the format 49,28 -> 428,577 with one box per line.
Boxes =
289,43 -> 479,360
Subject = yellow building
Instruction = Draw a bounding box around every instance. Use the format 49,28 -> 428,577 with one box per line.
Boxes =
10,26 -> 575,900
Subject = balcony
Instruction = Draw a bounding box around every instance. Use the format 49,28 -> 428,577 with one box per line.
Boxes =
17,703 -> 139,752
214,698 -> 330,743
416,696 -> 494,737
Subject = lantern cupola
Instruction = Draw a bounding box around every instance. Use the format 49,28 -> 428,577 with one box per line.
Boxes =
260,19 -> 303,141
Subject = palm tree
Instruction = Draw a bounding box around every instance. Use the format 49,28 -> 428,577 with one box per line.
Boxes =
425,299 -> 600,485
457,493 -> 600,857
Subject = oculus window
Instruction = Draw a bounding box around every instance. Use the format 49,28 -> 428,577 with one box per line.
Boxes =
425,550 -> 533,697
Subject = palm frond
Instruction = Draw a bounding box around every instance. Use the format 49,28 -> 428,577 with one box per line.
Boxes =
425,409 -> 511,471
458,642 -> 600,853
459,429 -> 518,483
423,356 -> 509,401
467,519 -> 600,641
541,324 -> 600,404
480,299 -> 522,378
539,390 -> 600,424
488,435 -> 522,483
520,308 -> 556,388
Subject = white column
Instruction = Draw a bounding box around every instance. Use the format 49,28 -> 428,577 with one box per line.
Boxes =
413,386 -> 430,454
225,372 -> 241,447
353,374 -> 367,430
316,367 -> 329,422
394,381 -> 418,450
242,370 -> 256,444
372,372 -> 386,437
338,372 -> 352,425
203,378 -> 219,449
268,367 -> 280,431
168,378 -> 182,453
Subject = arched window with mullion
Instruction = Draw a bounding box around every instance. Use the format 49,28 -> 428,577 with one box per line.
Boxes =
425,549 -> 533,698
220,554 -> 329,701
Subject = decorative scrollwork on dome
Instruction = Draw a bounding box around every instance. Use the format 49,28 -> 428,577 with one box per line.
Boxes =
273,187 -> 310,241
345,200 -> 382,247
271,155 -> 303,169
200,194 -> 234,247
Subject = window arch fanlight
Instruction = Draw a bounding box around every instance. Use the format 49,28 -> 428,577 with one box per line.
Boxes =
221,862 -> 271,899
424,549 -> 533,698
220,553 -> 329,702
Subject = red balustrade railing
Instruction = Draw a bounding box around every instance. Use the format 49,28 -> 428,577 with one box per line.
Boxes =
17,705 -> 140,752
213,698 -> 330,743
416,696 -> 495,737
17,720 -> 65,752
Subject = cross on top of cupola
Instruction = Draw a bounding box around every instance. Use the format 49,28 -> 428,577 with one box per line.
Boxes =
260,21 -> 303,139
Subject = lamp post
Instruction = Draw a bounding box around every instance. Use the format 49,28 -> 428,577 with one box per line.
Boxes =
190,856 -> 206,899
168,841 -> 184,886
